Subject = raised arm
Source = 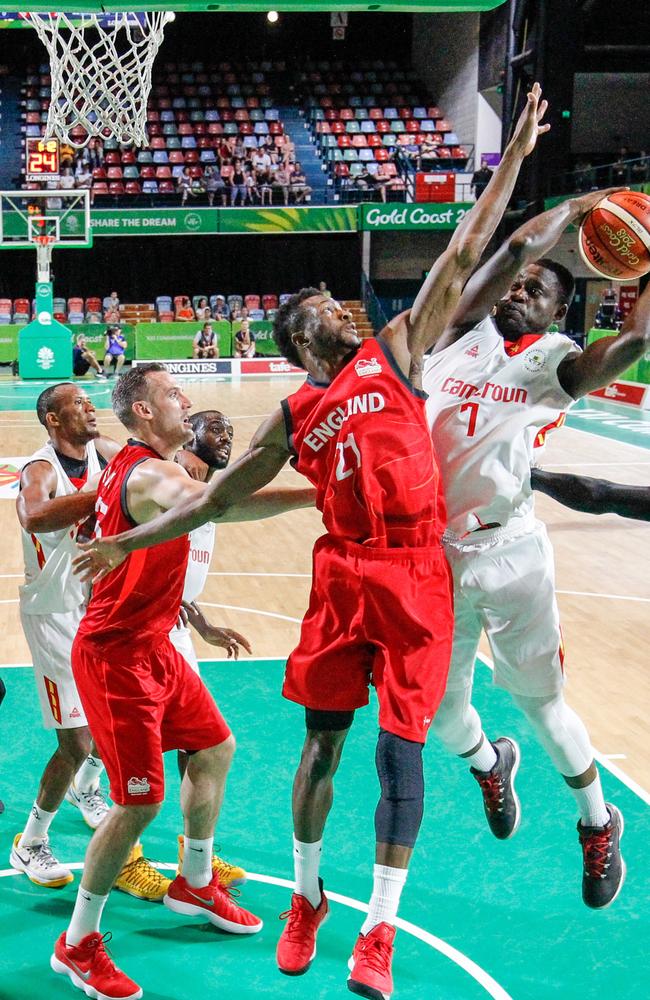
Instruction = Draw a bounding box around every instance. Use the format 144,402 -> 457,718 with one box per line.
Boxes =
381,83 -> 550,377
557,278 -> 650,399
73,408 -> 292,579
17,461 -> 97,533
532,468 -> 650,521
437,187 -> 624,349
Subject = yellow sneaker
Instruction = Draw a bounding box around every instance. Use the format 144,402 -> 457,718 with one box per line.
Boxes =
177,834 -> 247,887
114,843 -> 171,902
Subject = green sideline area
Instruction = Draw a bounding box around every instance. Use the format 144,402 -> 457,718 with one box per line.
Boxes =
0,657 -> 647,1000
0,319 -> 281,365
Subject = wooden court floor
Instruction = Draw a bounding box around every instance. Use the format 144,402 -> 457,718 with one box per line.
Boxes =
1,374 -> 648,791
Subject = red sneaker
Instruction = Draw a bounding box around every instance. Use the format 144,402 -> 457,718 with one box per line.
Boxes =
163,873 -> 262,934
347,922 -> 395,1000
277,878 -> 329,976
50,931 -> 142,1000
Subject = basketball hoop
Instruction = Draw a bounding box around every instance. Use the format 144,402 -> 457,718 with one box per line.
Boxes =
25,12 -> 175,148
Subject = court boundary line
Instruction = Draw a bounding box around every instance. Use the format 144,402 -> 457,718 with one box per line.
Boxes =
0,865 -> 512,1000
476,653 -> 650,806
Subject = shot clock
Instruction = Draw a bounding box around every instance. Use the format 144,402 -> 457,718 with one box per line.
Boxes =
25,138 -> 60,183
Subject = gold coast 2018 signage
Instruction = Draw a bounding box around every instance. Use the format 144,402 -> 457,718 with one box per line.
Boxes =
360,203 -> 471,231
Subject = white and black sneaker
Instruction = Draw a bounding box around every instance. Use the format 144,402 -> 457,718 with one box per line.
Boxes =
578,804 -> 626,909
10,833 -> 73,888
470,737 -> 521,840
65,782 -> 110,829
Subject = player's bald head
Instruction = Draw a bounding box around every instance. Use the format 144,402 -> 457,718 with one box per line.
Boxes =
36,382 -> 75,427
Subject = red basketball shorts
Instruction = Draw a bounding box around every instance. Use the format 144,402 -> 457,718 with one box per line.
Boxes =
283,535 -> 454,744
71,635 -> 230,806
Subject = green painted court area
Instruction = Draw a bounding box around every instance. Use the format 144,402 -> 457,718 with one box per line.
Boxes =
0,657 -> 648,1000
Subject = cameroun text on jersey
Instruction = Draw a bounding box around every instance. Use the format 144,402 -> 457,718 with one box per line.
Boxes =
304,392 -> 385,452
440,376 -> 528,405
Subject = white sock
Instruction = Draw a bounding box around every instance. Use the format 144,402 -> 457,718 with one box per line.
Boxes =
463,735 -> 498,773
293,836 -> 322,908
573,775 -> 610,828
75,755 -> 104,794
360,864 -> 408,935
19,802 -> 57,847
182,836 -> 213,888
66,886 -> 109,947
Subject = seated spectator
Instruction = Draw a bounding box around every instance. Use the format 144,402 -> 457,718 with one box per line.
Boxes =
195,297 -> 212,321
230,159 -> 249,206
273,162 -> 291,206
611,148 -> 630,185
74,163 -> 93,190
104,291 -> 120,323
234,318 -> 255,359
73,334 -> 105,378
176,295 -> 195,321
318,280 -> 331,299
59,141 -> 74,169
252,146 -> 272,176
193,322 -> 219,358
178,166 -> 195,206
213,294 -> 230,320
103,325 -> 127,375
204,165 -> 227,207
375,161 -> 405,202
79,137 -> 104,171
59,167 -> 76,191
631,152 -> 649,185
246,168 -> 259,204
254,164 -> 273,206
416,136 -> 440,170
289,162 -> 312,204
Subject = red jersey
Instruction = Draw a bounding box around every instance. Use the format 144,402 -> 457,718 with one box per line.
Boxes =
77,440 -> 190,654
282,337 -> 446,548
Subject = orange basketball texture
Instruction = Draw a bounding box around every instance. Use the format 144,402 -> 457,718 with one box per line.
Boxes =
578,191 -> 650,280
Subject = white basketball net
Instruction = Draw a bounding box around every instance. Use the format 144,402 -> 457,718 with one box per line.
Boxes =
26,12 -> 175,148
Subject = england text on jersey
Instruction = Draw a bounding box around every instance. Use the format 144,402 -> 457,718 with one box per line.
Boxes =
303,392 -> 385,452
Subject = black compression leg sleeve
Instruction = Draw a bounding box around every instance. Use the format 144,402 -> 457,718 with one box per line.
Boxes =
374,729 -> 424,848
305,708 -> 355,732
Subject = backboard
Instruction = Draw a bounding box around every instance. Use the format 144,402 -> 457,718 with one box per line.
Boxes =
0,189 -> 91,250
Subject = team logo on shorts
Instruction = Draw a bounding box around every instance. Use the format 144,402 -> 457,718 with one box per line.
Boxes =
127,776 -> 151,796
355,357 -> 382,378
523,348 -> 547,373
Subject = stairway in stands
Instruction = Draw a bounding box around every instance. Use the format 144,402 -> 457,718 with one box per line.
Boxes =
278,105 -> 329,205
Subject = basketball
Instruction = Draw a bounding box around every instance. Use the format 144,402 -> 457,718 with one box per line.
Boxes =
579,190 -> 650,280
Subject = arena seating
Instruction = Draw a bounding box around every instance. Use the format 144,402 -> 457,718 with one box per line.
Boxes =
0,293 -> 293,324
296,60 -> 468,200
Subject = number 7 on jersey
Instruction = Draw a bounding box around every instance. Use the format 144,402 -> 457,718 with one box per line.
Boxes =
460,400 -> 479,437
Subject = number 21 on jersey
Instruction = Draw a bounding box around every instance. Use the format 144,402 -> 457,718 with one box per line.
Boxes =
335,432 -> 362,480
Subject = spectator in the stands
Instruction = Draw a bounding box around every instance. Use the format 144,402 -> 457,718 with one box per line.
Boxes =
276,133 -> 295,164
104,291 -> 120,323
416,135 -> 440,170
254,161 -> 273,205
273,161 -> 291,206
376,160 -> 404,202
612,148 -> 630,185
230,159 -> 249,206
195,297 -> 212,321
318,281 -> 331,299
234,318 -> 255,359
289,162 -> 311,204
103,325 -> 127,376
59,167 -> 76,191
73,334 -> 105,379
178,165 -> 195,206
176,295 -> 195,321
193,322 -> 219,358
59,141 -> 74,169
74,163 -> 92,190
471,158 -> 493,200
204,165 -> 228,206
573,158 -> 596,192
253,146 -> 272,176
80,137 -> 103,171
213,295 -> 229,320
631,152 -> 649,185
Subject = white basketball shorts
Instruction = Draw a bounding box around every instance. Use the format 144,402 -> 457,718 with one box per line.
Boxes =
169,623 -> 201,675
19,602 -> 88,730
443,519 -> 565,697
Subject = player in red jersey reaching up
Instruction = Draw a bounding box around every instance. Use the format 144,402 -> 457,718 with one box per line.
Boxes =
73,85 -> 550,1000
53,364 -> 316,1000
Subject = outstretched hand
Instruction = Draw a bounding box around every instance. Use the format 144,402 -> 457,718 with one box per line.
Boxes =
511,82 -> 550,157
182,601 -> 252,659
72,537 -> 128,583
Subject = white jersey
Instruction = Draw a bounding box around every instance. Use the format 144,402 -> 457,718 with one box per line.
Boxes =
423,316 -> 580,539
182,521 -> 216,603
19,441 -> 101,615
